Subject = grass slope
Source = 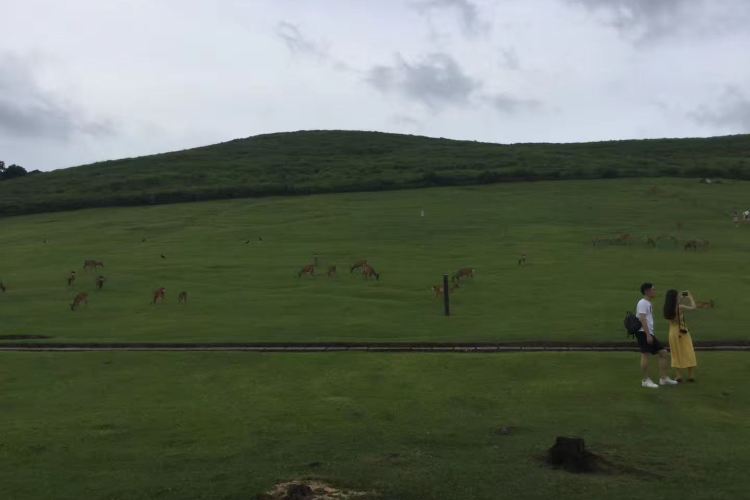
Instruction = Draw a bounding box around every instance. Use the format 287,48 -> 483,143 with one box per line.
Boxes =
1,352 -> 749,500
2,130 -> 750,215
1,178 -> 749,343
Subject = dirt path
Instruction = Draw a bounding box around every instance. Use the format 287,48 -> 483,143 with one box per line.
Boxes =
1,341 -> 749,352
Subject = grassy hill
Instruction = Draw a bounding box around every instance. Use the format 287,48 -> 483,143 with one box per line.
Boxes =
2,130 -> 750,216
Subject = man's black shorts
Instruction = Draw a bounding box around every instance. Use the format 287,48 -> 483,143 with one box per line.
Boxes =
634,331 -> 665,354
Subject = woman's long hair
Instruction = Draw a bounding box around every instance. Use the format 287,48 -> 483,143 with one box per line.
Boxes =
663,289 -> 678,320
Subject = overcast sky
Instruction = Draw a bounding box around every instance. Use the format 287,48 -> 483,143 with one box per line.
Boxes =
2,0 -> 749,171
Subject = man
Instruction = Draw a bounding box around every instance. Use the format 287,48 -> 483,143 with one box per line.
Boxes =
636,282 -> 678,388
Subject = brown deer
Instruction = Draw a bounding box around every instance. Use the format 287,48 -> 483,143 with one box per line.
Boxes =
696,299 -> 715,309
153,287 -> 166,304
451,268 -> 474,282
83,260 -> 104,271
70,292 -> 88,311
178,291 -> 188,304
592,237 -> 614,247
67,271 -> 76,286
432,282 -> 459,297
327,265 -> 337,278
298,264 -> 316,278
362,264 -> 380,280
614,233 -> 633,245
95,275 -> 106,290
350,260 -> 368,273
685,239 -> 710,251
658,234 -> 679,246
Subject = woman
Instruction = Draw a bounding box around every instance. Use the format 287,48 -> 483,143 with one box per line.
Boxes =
663,289 -> 698,382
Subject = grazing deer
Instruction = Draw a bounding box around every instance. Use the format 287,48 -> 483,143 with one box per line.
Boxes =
592,237 -> 609,247
153,287 -> 166,304
327,265 -> 337,278
70,292 -> 88,311
659,234 -> 679,246
83,260 -> 104,271
684,239 -> 709,251
67,271 -> 76,286
362,264 -> 380,280
518,254 -> 527,266
178,291 -> 188,304
95,275 -> 106,290
452,268 -> 474,282
0,281 -> 6,293
614,233 -> 633,245
350,260 -> 368,273
696,299 -> 715,309
298,264 -> 316,278
432,282 -> 459,297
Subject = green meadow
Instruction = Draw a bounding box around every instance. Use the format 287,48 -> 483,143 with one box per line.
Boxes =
1,178 -> 749,343
1,352 -> 749,500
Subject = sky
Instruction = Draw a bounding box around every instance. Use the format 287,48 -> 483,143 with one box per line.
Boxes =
1,0 -> 749,171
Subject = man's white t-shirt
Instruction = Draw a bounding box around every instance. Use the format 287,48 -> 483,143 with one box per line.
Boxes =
636,298 -> 654,336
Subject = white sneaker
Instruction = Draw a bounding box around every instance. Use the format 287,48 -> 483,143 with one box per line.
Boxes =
642,378 -> 659,388
659,377 -> 679,386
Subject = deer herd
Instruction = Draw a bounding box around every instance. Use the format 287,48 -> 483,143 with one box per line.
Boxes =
299,260 -> 380,280
299,258 -> 473,297
61,259 -> 188,311
592,233 -> 711,251
0,227 -> 720,313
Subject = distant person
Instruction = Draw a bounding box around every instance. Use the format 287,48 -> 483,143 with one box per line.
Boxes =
635,283 -> 678,388
664,289 -> 698,382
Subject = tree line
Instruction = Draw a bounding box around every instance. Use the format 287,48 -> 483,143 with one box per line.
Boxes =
0,161 -> 40,181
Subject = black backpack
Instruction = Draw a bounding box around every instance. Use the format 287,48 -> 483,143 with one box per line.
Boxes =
623,312 -> 641,336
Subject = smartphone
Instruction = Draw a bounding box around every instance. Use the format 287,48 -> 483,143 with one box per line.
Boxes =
681,291 -> 689,296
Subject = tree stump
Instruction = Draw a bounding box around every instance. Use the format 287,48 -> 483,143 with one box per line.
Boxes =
546,436 -> 598,473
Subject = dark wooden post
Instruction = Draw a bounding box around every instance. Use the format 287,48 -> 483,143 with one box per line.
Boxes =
443,273 -> 450,316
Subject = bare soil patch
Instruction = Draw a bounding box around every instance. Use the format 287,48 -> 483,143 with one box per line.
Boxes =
256,480 -> 374,500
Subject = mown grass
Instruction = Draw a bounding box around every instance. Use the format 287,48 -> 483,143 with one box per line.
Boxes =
1,130 -> 750,215
1,352 -> 748,500
1,178 -> 749,343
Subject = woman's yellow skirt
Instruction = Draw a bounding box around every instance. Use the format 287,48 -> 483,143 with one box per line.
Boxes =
668,321 -> 697,368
